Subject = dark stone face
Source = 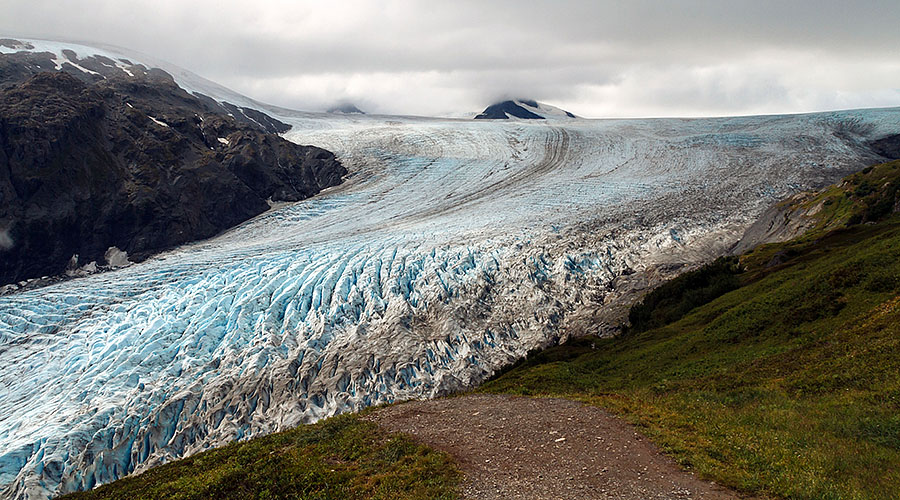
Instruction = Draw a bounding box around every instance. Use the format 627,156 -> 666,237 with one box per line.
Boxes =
868,134 -> 900,160
474,100 -> 545,120
473,100 -> 577,120
0,65 -> 346,287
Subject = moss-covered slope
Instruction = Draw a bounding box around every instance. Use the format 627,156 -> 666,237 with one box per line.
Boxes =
59,413 -> 459,500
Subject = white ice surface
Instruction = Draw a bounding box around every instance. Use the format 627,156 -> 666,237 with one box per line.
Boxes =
1,39 -> 899,500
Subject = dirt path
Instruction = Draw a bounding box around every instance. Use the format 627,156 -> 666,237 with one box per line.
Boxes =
368,394 -> 745,500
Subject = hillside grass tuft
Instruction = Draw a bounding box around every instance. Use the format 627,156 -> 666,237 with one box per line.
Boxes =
61,413 -> 459,500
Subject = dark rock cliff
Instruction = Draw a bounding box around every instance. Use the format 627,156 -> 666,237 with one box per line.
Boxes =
868,133 -> 900,160
0,71 -> 346,286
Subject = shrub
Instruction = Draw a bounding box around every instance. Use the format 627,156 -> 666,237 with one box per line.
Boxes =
626,256 -> 742,334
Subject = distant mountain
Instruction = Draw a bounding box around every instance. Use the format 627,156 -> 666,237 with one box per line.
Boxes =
474,99 -> 577,120
327,103 -> 366,115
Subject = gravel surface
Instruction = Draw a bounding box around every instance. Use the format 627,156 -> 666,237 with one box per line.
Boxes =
368,394 -> 747,500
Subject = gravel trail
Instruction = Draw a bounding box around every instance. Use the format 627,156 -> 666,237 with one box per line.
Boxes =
369,394 -> 748,500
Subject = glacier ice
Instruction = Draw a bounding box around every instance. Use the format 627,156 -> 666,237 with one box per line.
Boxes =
1,95 -> 898,499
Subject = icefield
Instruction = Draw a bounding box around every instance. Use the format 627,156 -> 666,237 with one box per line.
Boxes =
2,41 -> 900,499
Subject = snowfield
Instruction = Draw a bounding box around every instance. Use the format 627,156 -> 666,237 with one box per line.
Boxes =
1,39 -> 899,500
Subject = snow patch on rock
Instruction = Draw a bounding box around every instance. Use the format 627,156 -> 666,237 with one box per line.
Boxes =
104,247 -> 131,268
148,116 -> 169,128
0,229 -> 12,250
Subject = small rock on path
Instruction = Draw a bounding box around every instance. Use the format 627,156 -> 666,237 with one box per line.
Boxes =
368,394 -> 747,500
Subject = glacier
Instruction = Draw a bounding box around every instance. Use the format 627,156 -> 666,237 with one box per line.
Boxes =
2,41 -> 900,500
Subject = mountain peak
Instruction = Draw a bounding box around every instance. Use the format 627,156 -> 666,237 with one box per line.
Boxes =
474,99 -> 577,120
327,103 -> 366,115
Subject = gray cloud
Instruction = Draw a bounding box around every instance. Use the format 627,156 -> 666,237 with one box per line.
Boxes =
2,0 -> 899,117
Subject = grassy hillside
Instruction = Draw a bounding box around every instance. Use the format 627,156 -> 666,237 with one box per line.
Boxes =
482,160 -> 900,499
60,413 -> 459,500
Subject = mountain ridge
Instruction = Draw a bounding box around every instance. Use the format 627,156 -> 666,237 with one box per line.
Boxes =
474,99 -> 578,120
0,54 -> 346,288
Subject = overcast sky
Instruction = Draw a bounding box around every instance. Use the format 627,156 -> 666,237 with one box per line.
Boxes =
3,0 -> 900,118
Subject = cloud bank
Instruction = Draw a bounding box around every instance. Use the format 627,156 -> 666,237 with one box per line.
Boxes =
2,0 -> 899,117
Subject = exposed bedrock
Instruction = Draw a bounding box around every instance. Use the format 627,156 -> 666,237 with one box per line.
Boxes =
0,72 -> 345,286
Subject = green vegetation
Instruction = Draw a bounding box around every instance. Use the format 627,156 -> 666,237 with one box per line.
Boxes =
786,159 -> 900,234
61,413 -> 459,500
482,161 -> 900,499
626,256 -> 743,335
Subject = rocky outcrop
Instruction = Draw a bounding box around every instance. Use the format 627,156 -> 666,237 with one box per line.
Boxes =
730,153 -> 900,255
474,99 -> 577,120
728,193 -> 820,255
868,133 -> 900,160
0,71 -> 346,286
475,100 -> 545,119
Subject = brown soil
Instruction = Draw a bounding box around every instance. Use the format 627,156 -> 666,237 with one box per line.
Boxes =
367,394 -> 748,500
